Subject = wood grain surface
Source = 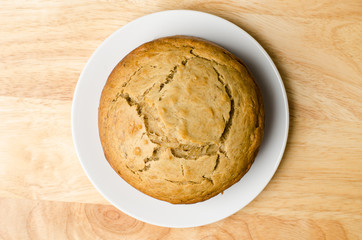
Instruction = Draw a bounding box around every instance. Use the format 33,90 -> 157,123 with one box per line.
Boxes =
1,0 -> 361,239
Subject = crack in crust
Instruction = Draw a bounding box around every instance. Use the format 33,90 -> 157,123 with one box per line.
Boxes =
218,147 -> 229,160
213,154 -> 220,171
125,165 -> 142,181
181,164 -> 184,176
202,175 -> 214,185
122,66 -> 144,88
170,143 -> 219,160
190,49 -> 227,68
164,179 -> 202,185
164,176 -> 214,185
212,67 -> 235,142
159,65 -> 178,92
144,147 -> 161,164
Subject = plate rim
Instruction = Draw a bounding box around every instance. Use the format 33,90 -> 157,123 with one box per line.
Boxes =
72,9 -> 289,228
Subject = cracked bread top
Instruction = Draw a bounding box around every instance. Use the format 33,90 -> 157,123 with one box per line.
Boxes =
98,36 -> 264,204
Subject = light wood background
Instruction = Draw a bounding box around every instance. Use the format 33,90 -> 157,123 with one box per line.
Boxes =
1,0 -> 361,239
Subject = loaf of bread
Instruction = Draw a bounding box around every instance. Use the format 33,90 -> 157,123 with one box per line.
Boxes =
98,36 -> 264,204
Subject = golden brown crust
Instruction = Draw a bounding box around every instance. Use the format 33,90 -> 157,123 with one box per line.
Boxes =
98,36 -> 264,204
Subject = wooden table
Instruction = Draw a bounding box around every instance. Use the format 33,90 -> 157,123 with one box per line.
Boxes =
1,1 -> 361,239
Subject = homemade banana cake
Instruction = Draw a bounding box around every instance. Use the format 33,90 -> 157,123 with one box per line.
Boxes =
98,36 -> 264,204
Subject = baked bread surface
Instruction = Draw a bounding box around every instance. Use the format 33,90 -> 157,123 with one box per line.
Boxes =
99,36 -> 264,204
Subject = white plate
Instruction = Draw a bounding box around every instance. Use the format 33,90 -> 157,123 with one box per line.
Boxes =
72,10 -> 289,228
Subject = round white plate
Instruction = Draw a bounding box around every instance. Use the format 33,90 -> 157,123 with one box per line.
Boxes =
72,10 -> 289,228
